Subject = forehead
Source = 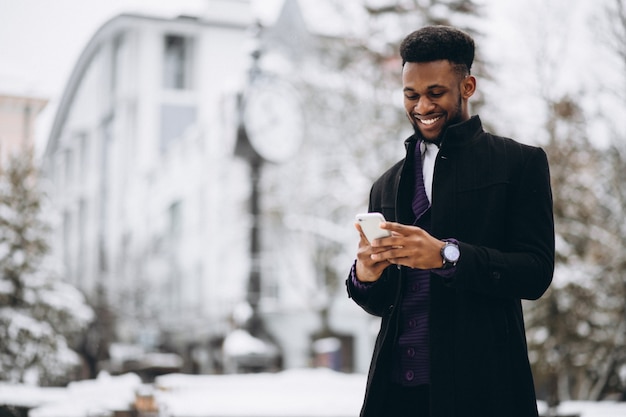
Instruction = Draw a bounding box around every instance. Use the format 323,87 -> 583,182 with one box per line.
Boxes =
402,60 -> 458,89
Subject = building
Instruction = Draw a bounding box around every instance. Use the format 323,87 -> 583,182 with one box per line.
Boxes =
0,93 -> 47,164
41,0 -> 375,376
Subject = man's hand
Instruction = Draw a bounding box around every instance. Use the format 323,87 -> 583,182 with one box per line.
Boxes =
354,223 -> 393,283
369,222 -> 444,270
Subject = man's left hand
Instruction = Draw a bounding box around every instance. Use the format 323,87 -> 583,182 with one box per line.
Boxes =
369,222 -> 444,270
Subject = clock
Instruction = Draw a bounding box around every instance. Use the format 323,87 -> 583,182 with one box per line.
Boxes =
242,81 -> 303,163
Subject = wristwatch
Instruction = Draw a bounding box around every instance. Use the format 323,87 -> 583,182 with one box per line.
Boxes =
440,240 -> 460,269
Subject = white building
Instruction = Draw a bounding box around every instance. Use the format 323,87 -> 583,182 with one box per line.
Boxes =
41,0 -> 375,376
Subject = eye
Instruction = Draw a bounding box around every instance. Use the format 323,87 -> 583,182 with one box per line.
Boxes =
404,93 -> 419,100
429,91 -> 444,98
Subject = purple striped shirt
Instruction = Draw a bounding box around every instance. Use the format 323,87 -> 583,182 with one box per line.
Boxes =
351,140 -> 457,386
392,209 -> 432,386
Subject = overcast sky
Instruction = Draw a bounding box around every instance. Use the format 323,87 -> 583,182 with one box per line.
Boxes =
0,0 -> 607,150
0,0 -> 285,149
0,0 -> 595,97
0,0 -> 284,96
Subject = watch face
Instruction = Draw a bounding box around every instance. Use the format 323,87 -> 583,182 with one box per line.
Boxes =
243,83 -> 303,163
444,244 -> 460,262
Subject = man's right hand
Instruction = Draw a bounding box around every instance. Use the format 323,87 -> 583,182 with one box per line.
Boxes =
354,223 -> 393,283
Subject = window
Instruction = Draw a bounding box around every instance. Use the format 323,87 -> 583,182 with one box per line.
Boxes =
77,200 -> 87,284
62,210 -> 74,282
163,35 -> 193,90
64,148 -> 74,187
78,132 -> 89,179
168,200 -> 183,241
111,34 -> 126,92
160,104 -> 197,151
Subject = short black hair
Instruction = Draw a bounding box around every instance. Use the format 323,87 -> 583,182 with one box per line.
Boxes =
400,25 -> 475,75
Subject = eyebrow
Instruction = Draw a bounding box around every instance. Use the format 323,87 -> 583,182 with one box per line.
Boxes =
403,84 -> 447,92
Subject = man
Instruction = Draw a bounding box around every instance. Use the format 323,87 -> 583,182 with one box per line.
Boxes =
346,26 -> 554,417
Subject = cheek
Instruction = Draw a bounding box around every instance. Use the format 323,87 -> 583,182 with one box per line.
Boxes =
403,99 -> 414,115
441,95 -> 460,112
404,106 -> 417,124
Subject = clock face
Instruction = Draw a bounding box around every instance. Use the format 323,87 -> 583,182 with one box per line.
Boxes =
243,83 -> 303,163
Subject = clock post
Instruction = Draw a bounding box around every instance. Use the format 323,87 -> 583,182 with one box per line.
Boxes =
233,47 -> 266,340
231,36 -> 302,371
245,155 -> 263,338
232,56 -> 275,367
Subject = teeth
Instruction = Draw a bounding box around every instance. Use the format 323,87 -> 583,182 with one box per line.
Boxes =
419,116 -> 441,126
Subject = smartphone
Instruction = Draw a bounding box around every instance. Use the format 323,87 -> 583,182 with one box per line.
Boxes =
355,212 -> 391,242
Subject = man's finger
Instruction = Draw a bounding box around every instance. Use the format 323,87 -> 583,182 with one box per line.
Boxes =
354,223 -> 368,243
381,221 -> 421,233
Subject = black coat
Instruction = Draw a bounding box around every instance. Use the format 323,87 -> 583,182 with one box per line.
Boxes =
347,116 -> 555,417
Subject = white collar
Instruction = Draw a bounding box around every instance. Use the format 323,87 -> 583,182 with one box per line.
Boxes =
420,141 -> 438,204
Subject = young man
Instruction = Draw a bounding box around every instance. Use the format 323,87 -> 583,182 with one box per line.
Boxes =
347,26 -> 554,417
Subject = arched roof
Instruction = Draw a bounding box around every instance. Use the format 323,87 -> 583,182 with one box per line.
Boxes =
44,13 -> 248,161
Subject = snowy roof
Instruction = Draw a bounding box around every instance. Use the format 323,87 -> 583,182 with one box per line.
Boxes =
222,329 -> 279,357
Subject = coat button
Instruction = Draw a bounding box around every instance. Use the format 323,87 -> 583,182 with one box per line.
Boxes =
405,370 -> 414,381
388,304 -> 394,313
492,271 -> 501,283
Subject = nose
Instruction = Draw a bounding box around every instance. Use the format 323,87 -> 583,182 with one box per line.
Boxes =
414,97 -> 434,115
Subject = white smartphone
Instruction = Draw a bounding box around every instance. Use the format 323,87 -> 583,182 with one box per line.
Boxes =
355,212 -> 391,242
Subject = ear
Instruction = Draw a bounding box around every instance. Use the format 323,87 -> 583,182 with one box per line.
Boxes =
461,75 -> 477,99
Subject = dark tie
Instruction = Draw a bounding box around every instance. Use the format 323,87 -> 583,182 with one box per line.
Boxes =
412,140 -> 430,220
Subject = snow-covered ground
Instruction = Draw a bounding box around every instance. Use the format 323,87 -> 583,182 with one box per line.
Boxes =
155,369 -> 365,417
2,369 -> 626,417
0,372 -> 142,417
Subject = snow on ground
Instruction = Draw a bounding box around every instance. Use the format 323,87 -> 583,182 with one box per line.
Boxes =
0,383 -> 66,409
155,368 -> 365,417
0,372 -> 143,417
2,369 -> 626,417
537,400 -> 626,417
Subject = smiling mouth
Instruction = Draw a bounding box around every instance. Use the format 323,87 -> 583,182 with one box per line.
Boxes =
417,115 -> 442,126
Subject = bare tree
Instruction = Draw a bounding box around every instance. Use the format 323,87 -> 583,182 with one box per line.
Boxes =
522,0 -> 626,403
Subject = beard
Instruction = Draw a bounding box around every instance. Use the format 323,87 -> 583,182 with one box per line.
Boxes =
412,94 -> 464,146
